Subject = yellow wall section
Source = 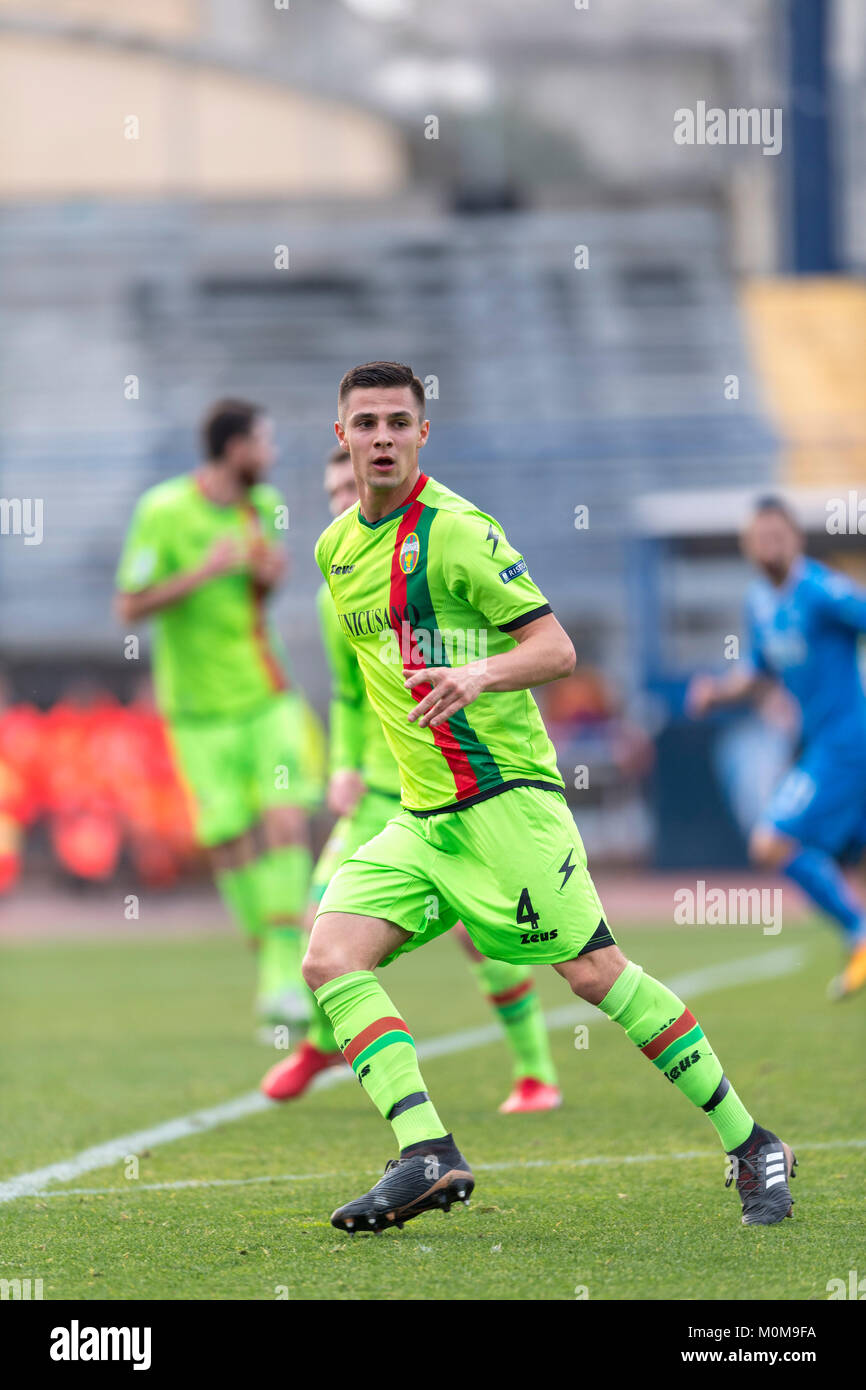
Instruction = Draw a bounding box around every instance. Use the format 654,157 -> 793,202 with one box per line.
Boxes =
0,34 -> 406,199
740,278 -> 866,487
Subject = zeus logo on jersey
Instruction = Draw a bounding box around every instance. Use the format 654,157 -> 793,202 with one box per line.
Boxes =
330,563 -> 355,575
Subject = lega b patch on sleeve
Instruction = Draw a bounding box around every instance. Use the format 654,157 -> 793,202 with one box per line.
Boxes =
129,548 -> 157,585
498,558 -> 528,584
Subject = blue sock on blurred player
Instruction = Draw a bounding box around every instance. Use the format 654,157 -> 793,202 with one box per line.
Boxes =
783,847 -> 866,943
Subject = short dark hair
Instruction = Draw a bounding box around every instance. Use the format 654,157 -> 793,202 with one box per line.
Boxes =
752,494 -> 800,529
338,361 -> 426,419
201,399 -> 266,460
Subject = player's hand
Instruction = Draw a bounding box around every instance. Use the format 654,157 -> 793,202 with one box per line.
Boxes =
685,674 -> 717,719
248,542 -> 287,589
200,535 -> 245,579
328,769 -> 365,817
404,663 -> 488,728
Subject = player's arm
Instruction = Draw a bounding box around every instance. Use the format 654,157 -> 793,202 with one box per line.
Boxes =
685,666 -> 772,718
687,593 -> 775,718
478,611 -> 575,688
115,535 -> 243,623
407,612 -> 573,728
247,543 -> 287,594
317,584 -> 366,815
811,568 -> 866,633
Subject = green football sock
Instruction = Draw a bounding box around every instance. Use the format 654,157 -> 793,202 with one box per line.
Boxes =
215,862 -> 262,941
253,844 -> 312,927
472,959 -> 558,1086
258,927 -> 307,1002
252,844 -> 312,996
598,962 -> 754,1152
307,993 -> 341,1053
315,970 -> 447,1150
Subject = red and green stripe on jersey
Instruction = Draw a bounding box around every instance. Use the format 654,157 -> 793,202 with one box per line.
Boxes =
315,471 -> 565,815
389,486 -> 503,802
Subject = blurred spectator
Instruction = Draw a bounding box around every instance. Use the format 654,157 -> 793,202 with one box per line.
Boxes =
544,667 -> 655,783
0,677 -> 43,893
0,676 -> 199,894
542,667 -> 655,863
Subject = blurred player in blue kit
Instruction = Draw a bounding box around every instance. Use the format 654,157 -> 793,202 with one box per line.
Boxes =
689,497 -> 866,999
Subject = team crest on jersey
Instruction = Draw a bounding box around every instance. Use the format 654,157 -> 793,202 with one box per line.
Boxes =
399,532 -> 420,575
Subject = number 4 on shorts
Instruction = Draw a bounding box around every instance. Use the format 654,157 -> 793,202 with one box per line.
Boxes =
516,887 -> 540,930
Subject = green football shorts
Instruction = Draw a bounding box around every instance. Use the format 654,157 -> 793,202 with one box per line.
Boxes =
168,692 -> 322,848
314,784 -> 615,967
310,788 -> 402,903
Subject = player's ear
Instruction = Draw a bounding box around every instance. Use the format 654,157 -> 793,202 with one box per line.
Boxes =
334,419 -> 347,448
418,419 -> 430,446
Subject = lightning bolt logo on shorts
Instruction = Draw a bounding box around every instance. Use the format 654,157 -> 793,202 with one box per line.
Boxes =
558,849 -> 576,890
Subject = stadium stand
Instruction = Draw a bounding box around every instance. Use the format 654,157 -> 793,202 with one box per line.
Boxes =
0,202 -> 776,702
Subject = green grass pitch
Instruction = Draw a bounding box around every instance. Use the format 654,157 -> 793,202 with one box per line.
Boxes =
2,919 -> 863,1301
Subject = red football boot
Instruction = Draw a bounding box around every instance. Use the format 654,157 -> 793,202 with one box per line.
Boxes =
261,1041 -> 346,1100
498,1077 -> 562,1114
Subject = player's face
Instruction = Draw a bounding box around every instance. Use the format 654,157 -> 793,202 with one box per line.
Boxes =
335,386 -> 428,496
325,460 -> 359,517
231,416 -> 277,486
742,512 -> 802,582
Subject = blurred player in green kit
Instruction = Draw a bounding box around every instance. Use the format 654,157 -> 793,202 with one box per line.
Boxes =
260,446 -> 561,1113
115,400 -> 323,1035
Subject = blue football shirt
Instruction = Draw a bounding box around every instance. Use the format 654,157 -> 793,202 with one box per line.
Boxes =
746,556 -> 866,751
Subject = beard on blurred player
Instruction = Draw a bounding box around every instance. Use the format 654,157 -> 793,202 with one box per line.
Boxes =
200,401 -> 278,494
741,498 -> 803,586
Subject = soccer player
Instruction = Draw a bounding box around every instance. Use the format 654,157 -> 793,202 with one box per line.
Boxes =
303,361 -> 795,1233
688,496 -> 866,1000
115,400 -> 321,1032
261,447 -> 561,1113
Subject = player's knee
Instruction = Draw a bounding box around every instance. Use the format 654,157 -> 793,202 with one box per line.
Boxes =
302,937 -> 347,993
208,833 -> 253,873
264,804 -> 307,847
301,946 -> 329,994
556,944 -> 629,1005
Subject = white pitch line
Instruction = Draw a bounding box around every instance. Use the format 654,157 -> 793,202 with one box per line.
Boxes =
23,1138 -> 866,1201
0,945 -> 805,1204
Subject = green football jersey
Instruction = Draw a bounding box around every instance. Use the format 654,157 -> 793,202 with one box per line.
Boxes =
314,471 -> 565,814
117,473 -> 291,719
317,581 -> 401,796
